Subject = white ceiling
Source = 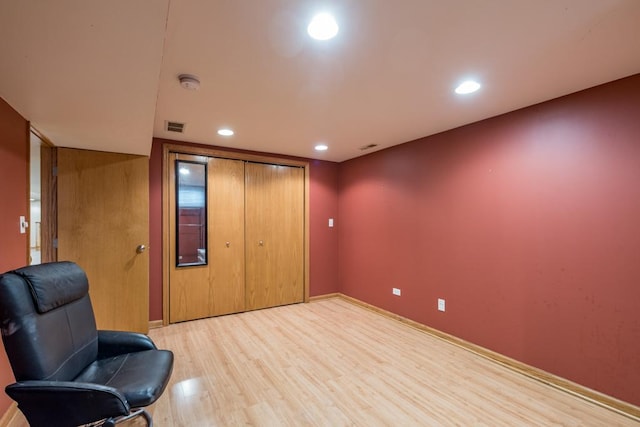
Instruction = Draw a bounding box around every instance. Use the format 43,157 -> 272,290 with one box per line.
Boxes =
1,1 -> 639,162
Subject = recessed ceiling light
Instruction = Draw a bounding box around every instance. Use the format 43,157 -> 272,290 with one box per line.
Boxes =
455,80 -> 481,94
315,144 -> 329,151
307,13 -> 339,40
217,128 -> 234,136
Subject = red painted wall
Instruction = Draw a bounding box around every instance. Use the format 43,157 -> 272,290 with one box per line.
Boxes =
0,97 -> 29,415
338,74 -> 640,405
148,139 -> 339,320
309,159 -> 339,297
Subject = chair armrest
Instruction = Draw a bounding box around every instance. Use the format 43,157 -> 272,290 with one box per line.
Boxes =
97,330 -> 158,359
6,380 -> 129,426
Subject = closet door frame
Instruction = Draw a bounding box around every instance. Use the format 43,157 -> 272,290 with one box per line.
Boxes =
161,143 -> 310,326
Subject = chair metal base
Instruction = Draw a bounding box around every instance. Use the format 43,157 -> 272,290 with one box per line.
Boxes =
99,409 -> 153,427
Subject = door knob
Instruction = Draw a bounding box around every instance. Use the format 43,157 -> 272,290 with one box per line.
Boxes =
136,244 -> 147,254
226,242 -> 230,247
259,240 -> 264,246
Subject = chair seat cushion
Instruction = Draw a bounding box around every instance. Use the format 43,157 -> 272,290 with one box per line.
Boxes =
74,350 -> 173,407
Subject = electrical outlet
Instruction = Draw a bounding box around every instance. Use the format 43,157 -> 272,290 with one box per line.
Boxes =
392,288 -> 401,296
438,298 -> 446,312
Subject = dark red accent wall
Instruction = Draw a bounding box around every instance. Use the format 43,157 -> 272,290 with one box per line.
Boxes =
338,74 -> 640,405
309,159 -> 339,297
148,139 -> 339,320
0,97 -> 29,414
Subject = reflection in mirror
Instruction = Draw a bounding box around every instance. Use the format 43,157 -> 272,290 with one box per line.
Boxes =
176,160 -> 207,266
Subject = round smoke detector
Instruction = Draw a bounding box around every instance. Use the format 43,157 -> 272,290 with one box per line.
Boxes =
178,74 -> 200,90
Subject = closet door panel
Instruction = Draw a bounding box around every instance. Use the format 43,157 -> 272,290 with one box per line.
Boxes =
168,153 -> 210,323
208,157 -> 245,316
245,163 -> 304,310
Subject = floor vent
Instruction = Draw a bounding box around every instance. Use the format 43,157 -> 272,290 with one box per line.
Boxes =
359,143 -> 378,151
166,121 -> 185,133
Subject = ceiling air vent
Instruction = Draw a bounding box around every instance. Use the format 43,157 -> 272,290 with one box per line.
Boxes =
359,143 -> 378,151
166,121 -> 185,133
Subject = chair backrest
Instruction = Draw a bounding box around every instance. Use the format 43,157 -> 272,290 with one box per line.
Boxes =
0,261 -> 98,382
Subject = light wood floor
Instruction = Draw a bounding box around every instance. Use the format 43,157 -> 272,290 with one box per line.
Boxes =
7,298 -> 639,426
150,298 -> 640,426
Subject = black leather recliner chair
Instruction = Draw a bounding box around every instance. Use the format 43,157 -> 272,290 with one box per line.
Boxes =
0,261 -> 174,427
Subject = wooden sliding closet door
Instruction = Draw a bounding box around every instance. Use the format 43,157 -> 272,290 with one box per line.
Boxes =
169,154 -> 245,323
168,153 -> 210,323
245,163 -> 304,310
168,152 -> 305,323
208,157 -> 245,316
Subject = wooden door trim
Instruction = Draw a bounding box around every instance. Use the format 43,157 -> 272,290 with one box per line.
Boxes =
25,122 -> 31,264
162,143 -> 308,168
162,144 -> 310,325
40,145 -> 57,263
31,127 -> 57,264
